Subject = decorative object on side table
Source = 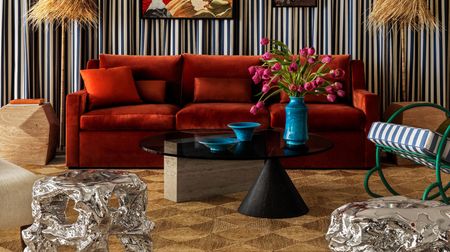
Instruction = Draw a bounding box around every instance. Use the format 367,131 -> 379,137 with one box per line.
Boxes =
249,38 -> 346,147
326,196 -> 450,252
227,122 -> 261,141
0,99 -> 58,165
22,170 -> 154,252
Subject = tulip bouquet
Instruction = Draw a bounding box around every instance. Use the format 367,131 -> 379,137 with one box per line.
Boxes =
249,38 -> 346,114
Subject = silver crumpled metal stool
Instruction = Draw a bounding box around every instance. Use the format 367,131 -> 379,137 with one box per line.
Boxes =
22,170 -> 154,252
326,196 -> 450,252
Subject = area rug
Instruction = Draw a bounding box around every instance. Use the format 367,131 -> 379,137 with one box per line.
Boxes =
1,156 -> 446,252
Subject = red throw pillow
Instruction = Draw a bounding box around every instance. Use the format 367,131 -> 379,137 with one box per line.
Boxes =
135,80 -> 166,103
193,78 -> 252,103
80,66 -> 142,110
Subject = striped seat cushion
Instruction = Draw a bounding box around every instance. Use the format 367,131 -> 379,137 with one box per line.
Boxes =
368,122 -> 450,173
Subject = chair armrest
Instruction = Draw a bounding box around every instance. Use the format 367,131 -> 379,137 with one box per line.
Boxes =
66,90 -> 88,167
353,89 -> 380,132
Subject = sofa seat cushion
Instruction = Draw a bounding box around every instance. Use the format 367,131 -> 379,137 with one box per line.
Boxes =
176,103 -> 270,130
269,103 -> 365,131
81,104 -> 179,131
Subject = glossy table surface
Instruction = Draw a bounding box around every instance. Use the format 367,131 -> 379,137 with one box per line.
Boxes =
140,129 -> 333,160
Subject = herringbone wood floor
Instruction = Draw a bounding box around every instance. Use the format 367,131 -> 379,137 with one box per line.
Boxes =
1,156 -> 447,252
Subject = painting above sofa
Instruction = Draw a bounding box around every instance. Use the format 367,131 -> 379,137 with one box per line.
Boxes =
141,0 -> 235,19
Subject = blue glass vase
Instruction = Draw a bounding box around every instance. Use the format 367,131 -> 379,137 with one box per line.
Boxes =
283,97 -> 308,147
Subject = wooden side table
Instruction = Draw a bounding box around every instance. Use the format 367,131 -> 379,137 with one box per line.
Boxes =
383,102 -> 447,165
0,99 -> 59,165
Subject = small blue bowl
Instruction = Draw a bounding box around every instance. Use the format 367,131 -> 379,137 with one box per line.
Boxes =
198,137 -> 238,153
227,122 -> 261,141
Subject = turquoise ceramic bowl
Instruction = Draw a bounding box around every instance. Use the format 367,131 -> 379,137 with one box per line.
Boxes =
198,137 -> 239,153
227,122 -> 261,141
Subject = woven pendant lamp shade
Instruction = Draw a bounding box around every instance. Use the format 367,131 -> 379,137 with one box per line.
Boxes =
27,0 -> 97,27
368,0 -> 437,31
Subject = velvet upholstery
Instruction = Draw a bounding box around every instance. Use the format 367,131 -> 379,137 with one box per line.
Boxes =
269,103 -> 365,131
66,90 -> 88,168
181,54 -> 261,104
135,80 -> 166,103
81,104 -> 178,131
193,78 -> 252,103
99,54 -> 183,104
176,103 -> 270,130
67,55 -> 379,169
80,66 -> 142,110
79,131 -> 163,168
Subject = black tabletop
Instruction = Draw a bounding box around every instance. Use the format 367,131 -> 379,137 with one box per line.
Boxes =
140,130 -> 333,160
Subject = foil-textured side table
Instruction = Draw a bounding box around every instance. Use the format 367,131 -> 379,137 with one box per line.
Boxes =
22,170 -> 154,252
326,196 -> 450,252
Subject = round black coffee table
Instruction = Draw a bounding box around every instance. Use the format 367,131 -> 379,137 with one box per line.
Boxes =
140,130 -> 333,218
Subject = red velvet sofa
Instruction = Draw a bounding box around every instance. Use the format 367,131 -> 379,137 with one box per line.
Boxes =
67,54 -> 379,169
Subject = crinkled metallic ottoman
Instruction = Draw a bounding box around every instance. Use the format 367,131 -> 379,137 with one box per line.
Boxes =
326,196 -> 450,252
22,170 -> 154,252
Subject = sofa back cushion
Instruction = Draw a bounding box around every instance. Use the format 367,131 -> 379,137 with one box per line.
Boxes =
181,54 -> 261,104
193,78 -> 252,103
99,54 -> 183,104
80,66 -> 143,110
136,80 -> 166,103
280,54 -> 352,103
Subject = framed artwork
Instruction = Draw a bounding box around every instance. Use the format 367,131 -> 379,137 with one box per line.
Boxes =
272,0 -> 317,7
141,0 -> 235,19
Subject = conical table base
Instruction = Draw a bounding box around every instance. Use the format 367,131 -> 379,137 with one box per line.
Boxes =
238,158 -> 309,218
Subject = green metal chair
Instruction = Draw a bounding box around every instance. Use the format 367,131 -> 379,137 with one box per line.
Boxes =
364,103 -> 450,204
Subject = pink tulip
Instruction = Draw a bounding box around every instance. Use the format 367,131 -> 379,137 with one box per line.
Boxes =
304,82 -> 314,91
289,62 -> 298,72
330,68 -> 345,79
262,69 -> 272,80
262,52 -> 272,60
271,76 -> 280,84
252,73 -> 261,84
299,48 -> 307,57
337,90 -> 345,97
250,105 -> 258,115
321,55 -> 332,64
307,57 -> 316,64
289,84 -> 297,91
315,77 -> 325,85
271,63 -> 282,71
333,82 -> 343,90
248,66 -> 257,75
325,86 -> 334,94
311,80 -> 319,88
297,85 -> 304,92
262,84 -> 271,93
327,94 -> 337,102
260,37 -> 270,45
256,101 -> 265,109
307,47 -> 315,56
256,67 -> 265,75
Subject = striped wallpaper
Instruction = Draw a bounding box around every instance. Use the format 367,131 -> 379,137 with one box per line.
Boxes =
1,0 -> 449,116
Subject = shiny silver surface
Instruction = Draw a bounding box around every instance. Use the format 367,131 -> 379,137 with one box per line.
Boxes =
22,170 -> 154,251
326,196 -> 450,252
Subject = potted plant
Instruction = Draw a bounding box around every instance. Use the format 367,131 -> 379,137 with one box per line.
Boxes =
249,38 -> 345,147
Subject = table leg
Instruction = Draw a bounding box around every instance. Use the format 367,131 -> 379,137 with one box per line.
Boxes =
238,158 -> 309,218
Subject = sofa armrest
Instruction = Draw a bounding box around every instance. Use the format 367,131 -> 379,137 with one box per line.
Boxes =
353,89 -> 380,132
66,90 -> 88,167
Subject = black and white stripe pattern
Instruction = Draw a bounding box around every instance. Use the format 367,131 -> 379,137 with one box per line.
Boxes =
368,122 -> 450,173
1,0 -> 449,115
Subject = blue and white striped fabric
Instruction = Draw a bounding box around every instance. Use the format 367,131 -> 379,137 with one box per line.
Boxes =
368,122 -> 450,173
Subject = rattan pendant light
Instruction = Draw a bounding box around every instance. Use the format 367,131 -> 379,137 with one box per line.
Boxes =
28,0 -> 98,150
368,0 -> 437,101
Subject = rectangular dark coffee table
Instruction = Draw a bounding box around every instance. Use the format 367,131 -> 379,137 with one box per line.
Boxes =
141,130 -> 333,218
